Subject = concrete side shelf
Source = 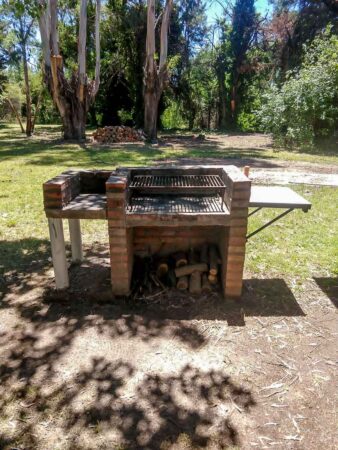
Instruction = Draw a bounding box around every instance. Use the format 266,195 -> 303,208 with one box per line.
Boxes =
45,193 -> 107,219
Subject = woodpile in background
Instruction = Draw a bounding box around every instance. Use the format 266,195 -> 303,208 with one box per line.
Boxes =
131,244 -> 221,300
92,126 -> 146,143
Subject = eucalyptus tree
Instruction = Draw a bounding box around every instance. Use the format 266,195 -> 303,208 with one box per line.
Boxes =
144,0 -> 173,141
37,0 -> 101,140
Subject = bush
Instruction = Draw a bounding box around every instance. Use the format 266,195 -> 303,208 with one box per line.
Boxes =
161,98 -> 187,129
257,29 -> 338,146
237,111 -> 258,132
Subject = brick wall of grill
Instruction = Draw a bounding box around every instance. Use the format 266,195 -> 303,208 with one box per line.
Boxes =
106,167 -> 250,298
133,226 -> 226,257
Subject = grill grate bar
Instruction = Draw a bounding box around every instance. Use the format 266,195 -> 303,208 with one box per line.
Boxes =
128,196 -> 226,214
130,174 -> 225,189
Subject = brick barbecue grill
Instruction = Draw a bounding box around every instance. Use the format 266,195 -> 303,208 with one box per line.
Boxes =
43,165 -> 311,297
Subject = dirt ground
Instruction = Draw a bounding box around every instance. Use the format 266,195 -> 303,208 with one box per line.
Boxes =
0,245 -> 337,450
157,133 -> 338,175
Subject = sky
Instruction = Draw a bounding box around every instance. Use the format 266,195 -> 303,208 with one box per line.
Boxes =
206,0 -> 271,24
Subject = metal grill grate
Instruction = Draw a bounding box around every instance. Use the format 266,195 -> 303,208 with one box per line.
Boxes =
128,196 -> 225,213
130,174 -> 225,189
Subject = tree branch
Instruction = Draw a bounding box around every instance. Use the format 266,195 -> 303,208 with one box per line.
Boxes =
50,0 -> 59,55
78,0 -> 87,102
92,0 -> 101,99
38,1 -> 51,65
159,0 -> 173,72
146,0 -> 156,63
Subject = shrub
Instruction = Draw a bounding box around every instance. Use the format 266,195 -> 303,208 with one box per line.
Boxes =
257,29 -> 338,146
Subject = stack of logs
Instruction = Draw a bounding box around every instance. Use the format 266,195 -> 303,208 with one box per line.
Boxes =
92,126 -> 146,143
173,244 -> 220,294
132,244 -> 221,299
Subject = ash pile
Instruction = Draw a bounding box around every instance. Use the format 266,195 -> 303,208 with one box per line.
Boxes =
131,244 -> 221,300
93,126 -> 146,143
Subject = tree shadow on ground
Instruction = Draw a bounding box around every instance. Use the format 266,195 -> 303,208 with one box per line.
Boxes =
313,277 -> 338,308
0,241 -> 310,448
1,264 -> 256,448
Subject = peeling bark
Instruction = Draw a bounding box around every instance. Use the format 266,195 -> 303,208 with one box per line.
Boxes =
144,0 -> 173,142
38,0 -> 101,141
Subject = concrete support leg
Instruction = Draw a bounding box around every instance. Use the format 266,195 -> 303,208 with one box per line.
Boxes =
48,218 -> 69,289
68,218 -> 83,263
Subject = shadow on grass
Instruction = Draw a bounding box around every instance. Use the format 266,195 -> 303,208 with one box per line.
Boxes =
0,125 -> 282,169
313,277 -> 338,308
274,136 -> 338,159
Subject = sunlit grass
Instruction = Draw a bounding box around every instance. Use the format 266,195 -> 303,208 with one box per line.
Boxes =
0,122 -> 337,280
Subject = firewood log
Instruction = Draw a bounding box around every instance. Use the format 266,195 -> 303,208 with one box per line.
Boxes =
173,251 -> 188,268
209,245 -> 219,276
156,258 -> 169,278
202,273 -> 212,293
177,275 -> 188,290
189,271 -> 202,294
208,273 -> 218,285
175,263 -> 208,278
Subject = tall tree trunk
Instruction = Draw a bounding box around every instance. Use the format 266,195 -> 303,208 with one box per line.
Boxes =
144,88 -> 159,142
218,72 -> 227,129
7,98 -> 25,133
19,19 -> 33,137
22,53 -> 32,136
144,0 -> 172,142
230,74 -> 239,126
31,90 -> 43,133
38,0 -> 101,141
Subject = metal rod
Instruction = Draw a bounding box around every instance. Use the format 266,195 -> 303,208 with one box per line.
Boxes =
246,208 -> 294,240
248,207 -> 262,217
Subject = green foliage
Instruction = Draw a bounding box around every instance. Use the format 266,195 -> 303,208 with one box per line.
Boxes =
237,111 -> 257,132
118,109 -> 133,125
258,29 -> 338,145
161,98 -> 187,129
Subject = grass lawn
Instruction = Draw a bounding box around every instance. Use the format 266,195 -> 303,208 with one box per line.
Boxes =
0,122 -> 337,280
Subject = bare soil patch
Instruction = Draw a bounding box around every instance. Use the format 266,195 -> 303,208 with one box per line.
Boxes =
158,133 -> 338,175
1,246 -> 337,449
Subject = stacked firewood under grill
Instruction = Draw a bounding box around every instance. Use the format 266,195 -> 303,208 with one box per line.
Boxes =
131,243 -> 221,300
92,126 -> 146,143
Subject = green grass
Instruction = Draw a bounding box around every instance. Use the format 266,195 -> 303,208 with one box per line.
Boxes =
0,123 -> 337,281
246,185 -> 338,279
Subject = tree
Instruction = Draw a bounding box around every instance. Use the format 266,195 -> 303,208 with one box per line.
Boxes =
268,0 -> 338,75
0,0 -> 39,135
258,29 -> 338,145
215,0 -> 258,128
37,0 -> 101,140
144,0 -> 173,141
322,0 -> 338,13
97,0 -> 147,128
172,0 -> 208,129
228,0 -> 256,123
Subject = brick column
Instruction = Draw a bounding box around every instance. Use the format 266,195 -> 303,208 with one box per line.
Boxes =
106,175 -> 133,296
223,169 -> 251,298
43,171 -> 80,209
